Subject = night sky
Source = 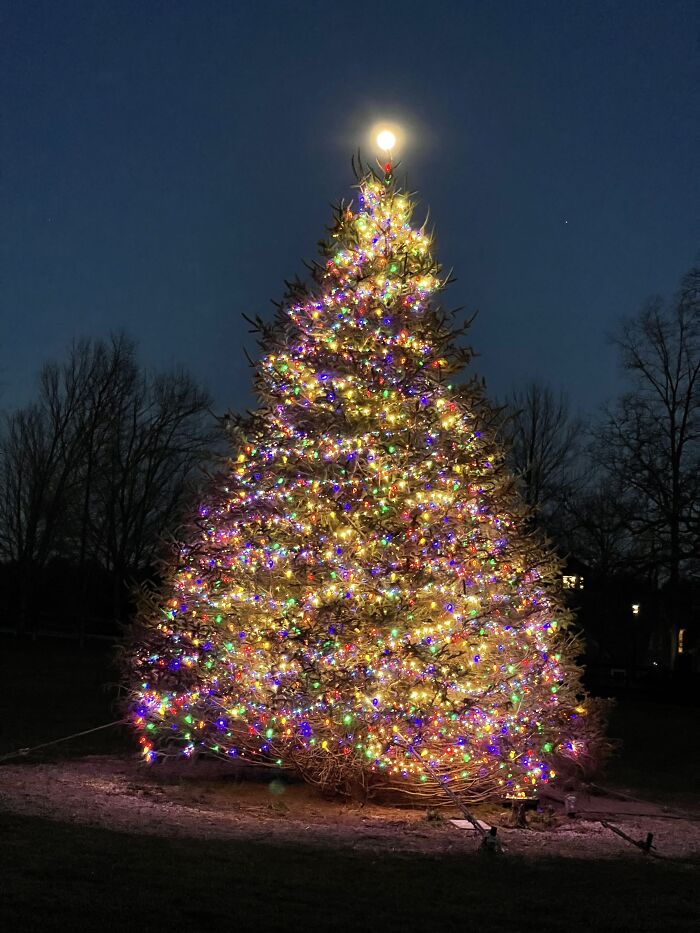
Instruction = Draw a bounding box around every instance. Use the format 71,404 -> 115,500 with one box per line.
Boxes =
2,0 -> 698,419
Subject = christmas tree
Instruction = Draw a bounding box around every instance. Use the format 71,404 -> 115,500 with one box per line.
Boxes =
129,162 -> 602,803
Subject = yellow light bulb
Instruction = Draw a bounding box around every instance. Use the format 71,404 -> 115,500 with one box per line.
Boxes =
376,129 -> 396,151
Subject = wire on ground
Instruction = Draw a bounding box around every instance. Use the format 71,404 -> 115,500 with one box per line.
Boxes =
0,718 -> 127,764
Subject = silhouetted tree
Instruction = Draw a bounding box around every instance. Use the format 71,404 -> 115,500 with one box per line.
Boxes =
594,266 -> 700,655
0,335 -> 216,633
499,382 -> 582,532
557,482 -> 637,578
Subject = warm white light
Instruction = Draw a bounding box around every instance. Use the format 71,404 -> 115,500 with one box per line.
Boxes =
376,129 -> 396,152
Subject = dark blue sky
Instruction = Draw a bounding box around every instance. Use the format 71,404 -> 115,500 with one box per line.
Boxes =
3,0 -> 698,418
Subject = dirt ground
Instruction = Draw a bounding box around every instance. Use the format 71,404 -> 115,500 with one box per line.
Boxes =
1,754 -> 698,861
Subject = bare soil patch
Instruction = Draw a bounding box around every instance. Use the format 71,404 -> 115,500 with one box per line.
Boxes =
1,754 -> 698,860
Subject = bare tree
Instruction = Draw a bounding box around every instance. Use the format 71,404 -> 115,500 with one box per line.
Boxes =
499,382 -> 582,526
0,335 -> 216,633
0,375 -> 93,630
91,365 -> 215,619
557,482 -> 637,578
594,266 -> 700,652
599,268 -> 700,576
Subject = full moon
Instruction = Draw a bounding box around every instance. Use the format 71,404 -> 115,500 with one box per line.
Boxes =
376,129 -> 396,151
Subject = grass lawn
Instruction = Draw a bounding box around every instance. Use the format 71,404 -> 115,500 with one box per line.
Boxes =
1,811 -> 698,933
603,699 -> 700,803
1,637 -> 698,931
0,638 -> 130,759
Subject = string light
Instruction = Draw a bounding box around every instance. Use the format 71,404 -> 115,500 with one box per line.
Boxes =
129,169 -> 600,802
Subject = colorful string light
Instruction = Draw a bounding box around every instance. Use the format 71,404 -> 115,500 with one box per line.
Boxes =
129,170 -> 599,802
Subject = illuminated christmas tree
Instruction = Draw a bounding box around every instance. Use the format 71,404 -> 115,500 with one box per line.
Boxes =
129,161 -> 603,802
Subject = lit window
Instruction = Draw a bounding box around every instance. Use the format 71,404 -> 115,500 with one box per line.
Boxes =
563,575 -> 584,590
631,603 -> 640,616
678,628 -> 685,654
